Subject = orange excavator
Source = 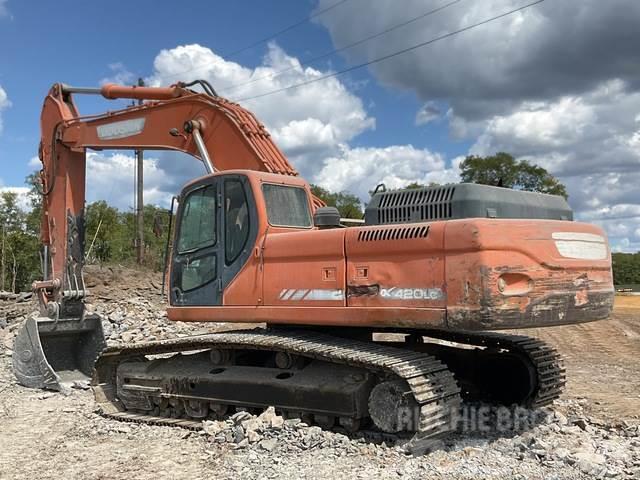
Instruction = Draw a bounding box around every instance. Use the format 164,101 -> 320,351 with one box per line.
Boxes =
13,80 -> 614,450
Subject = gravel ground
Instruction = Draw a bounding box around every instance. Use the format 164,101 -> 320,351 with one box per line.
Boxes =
1,266 -> 639,479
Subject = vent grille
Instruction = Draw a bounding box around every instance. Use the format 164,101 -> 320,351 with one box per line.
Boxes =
357,225 -> 429,242
376,186 -> 455,225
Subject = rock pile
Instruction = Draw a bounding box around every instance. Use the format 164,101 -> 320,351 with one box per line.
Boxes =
0,265 -> 218,348
0,265 -> 639,479
0,291 -> 34,329
194,402 -> 640,479
201,407 -> 361,454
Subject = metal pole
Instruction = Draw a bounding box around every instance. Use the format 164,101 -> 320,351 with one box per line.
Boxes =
135,78 -> 145,264
192,127 -> 215,174
43,245 -> 49,280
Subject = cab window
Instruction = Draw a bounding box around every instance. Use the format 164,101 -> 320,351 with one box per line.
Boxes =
262,184 -> 312,228
225,180 -> 250,264
177,185 -> 217,253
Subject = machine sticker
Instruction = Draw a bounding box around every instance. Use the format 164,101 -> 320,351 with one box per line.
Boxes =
379,287 -> 444,301
551,232 -> 605,242
279,287 -> 444,302
552,232 -> 607,260
279,289 -> 344,301
97,118 -> 146,140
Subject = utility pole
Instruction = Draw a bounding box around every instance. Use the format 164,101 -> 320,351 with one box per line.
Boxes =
135,77 -> 145,265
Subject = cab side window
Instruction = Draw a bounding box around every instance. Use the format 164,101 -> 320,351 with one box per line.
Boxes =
262,184 -> 312,228
225,180 -> 250,264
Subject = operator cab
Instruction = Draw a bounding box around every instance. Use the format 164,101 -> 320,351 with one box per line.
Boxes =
170,171 -> 314,307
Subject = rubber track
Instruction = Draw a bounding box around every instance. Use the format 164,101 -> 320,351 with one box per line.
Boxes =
421,330 -> 566,408
94,329 -> 462,450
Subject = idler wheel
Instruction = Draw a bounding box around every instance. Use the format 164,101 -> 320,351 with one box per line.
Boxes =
210,348 -> 232,365
368,380 -> 419,433
274,351 -> 296,369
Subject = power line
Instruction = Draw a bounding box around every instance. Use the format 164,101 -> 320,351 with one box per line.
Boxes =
161,0 -> 352,81
218,0 -> 464,95
235,0 -> 545,103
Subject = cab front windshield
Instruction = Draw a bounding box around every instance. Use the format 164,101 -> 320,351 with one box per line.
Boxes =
178,185 -> 217,253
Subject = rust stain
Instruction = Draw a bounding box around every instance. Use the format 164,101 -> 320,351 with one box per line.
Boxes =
574,289 -> 589,307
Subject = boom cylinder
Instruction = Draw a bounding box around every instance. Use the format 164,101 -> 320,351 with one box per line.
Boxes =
60,83 -> 181,101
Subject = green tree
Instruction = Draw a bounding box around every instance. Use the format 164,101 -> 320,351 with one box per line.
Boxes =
0,191 -> 25,232
403,181 -> 441,190
0,191 -> 40,291
25,171 -> 43,235
0,170 -> 174,289
83,201 -> 172,269
85,200 -> 120,263
310,185 -> 363,219
612,252 -> 640,286
460,152 -> 568,198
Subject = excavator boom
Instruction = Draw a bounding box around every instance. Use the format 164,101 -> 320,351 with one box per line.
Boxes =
15,81 -> 310,390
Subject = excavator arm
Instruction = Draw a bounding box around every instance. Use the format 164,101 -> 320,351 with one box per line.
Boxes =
37,81 -> 308,316
14,81 -> 319,390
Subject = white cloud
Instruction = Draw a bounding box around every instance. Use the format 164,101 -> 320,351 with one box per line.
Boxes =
466,81 -> 640,251
83,44 -> 462,212
273,118 -> 337,156
415,102 -> 441,126
100,62 -> 137,86
84,151 -> 181,210
474,97 -> 595,151
314,0 -> 640,250
313,145 -> 460,200
146,43 -> 375,178
0,178 -> 30,211
0,85 -> 11,134
28,156 -> 40,169
0,0 -> 9,18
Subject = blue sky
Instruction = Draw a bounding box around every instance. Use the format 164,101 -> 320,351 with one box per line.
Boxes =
0,0 -> 639,250
0,0 -> 465,188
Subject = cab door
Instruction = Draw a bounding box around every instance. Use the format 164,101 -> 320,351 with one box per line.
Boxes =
170,178 -> 221,306
170,174 -> 258,307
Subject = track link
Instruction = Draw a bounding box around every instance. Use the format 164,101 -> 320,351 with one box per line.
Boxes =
93,328 -> 462,452
421,330 -> 566,408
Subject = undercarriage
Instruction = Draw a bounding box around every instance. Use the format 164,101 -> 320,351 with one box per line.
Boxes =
92,327 -> 565,452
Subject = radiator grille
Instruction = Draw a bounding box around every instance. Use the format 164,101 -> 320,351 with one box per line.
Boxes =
375,186 -> 455,225
357,225 -> 429,242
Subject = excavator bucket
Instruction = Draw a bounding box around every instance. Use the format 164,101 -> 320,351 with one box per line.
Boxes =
12,315 -> 106,391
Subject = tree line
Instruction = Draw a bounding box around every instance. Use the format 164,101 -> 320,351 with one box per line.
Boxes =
0,174 -> 171,292
0,153 -> 633,292
611,253 -> 640,286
